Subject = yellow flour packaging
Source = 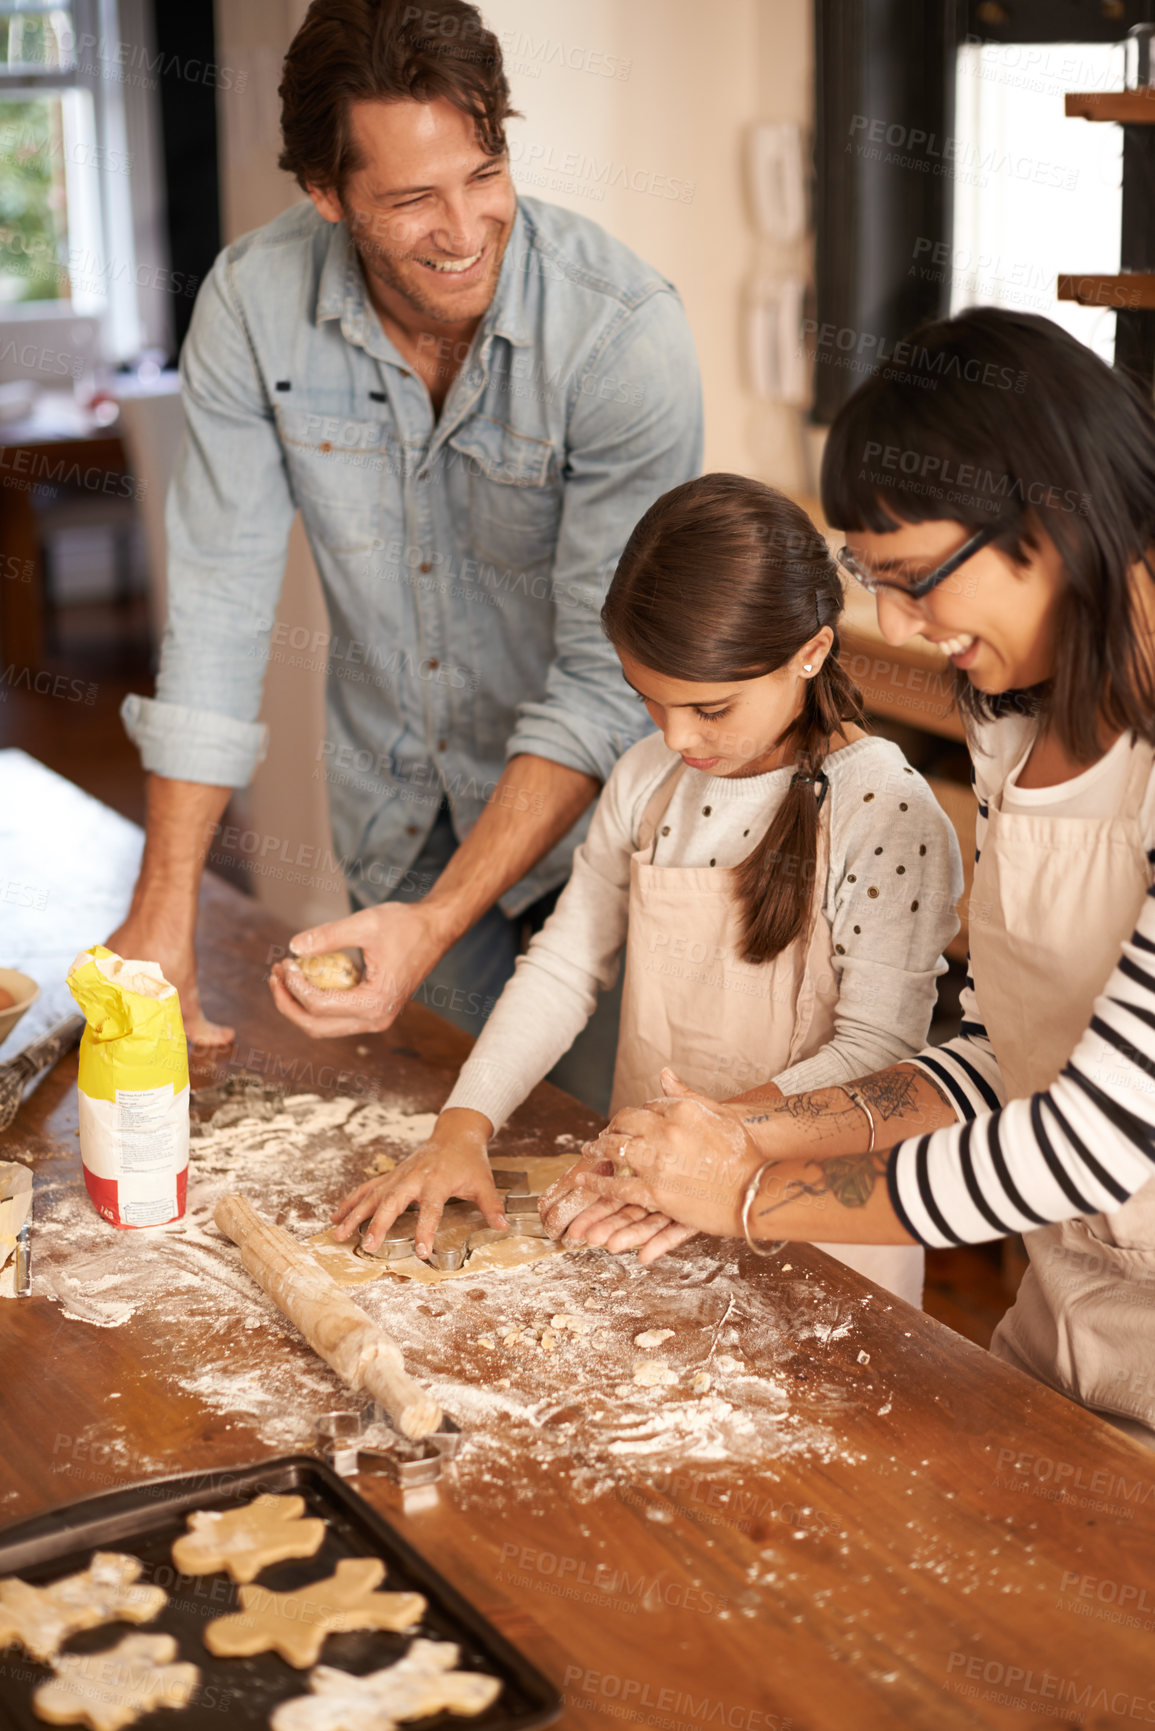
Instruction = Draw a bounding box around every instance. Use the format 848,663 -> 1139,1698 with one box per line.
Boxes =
66,946 -> 189,1228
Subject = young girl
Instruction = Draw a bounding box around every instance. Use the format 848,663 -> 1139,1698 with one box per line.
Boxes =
333,475 -> 962,1305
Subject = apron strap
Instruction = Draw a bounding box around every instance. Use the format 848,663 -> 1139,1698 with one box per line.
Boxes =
637,761 -> 685,857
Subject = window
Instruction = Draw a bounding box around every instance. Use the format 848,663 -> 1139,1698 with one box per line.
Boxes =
951,40 -> 1125,364
0,0 -> 154,359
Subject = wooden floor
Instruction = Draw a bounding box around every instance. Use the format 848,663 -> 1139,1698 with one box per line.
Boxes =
5,594 -> 1022,1351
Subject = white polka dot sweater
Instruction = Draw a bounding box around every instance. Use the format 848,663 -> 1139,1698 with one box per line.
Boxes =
443,731 -> 964,1132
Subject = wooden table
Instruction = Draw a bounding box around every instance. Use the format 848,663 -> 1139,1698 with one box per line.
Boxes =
4,756 -> 1155,1730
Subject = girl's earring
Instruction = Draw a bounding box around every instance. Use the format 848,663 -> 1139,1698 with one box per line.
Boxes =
802,663 -> 814,674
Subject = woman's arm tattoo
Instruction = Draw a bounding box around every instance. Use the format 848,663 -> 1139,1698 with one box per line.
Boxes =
743,1088 -> 858,1139
852,1070 -> 922,1121
754,1151 -> 889,1220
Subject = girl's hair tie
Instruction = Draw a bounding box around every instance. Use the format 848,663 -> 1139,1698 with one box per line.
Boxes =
791,767 -> 830,809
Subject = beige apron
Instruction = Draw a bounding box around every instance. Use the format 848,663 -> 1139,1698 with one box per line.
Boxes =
610,764 -> 926,1307
975,734 -> 1155,1442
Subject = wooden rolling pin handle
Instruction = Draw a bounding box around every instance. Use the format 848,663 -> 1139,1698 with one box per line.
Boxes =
214,1193 -> 441,1439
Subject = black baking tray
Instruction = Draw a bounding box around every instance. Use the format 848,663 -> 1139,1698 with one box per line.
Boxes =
0,1455 -> 561,1729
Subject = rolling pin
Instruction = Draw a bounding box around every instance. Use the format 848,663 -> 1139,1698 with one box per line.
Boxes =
214,1194 -> 441,1439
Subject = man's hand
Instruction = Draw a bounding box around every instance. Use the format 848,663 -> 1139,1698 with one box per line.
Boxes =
331,1107 -> 502,1260
108,775 -> 235,1047
269,901 -> 447,1038
269,755 -> 599,1040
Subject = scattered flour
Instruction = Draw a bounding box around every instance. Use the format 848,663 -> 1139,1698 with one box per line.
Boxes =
33,1089 -> 868,1503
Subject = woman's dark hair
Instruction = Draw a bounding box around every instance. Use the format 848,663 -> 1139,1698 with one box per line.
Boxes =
278,0 -> 518,195
821,306 -> 1155,762
603,473 -> 865,965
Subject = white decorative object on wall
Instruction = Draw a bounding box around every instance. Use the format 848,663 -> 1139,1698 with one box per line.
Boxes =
747,276 -> 808,404
748,122 -> 807,243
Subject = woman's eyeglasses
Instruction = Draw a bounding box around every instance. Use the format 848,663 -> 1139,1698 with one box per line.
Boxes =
836,525 -> 997,601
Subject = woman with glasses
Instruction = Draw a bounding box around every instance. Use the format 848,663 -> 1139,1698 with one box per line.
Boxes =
549,306 -> 1155,1445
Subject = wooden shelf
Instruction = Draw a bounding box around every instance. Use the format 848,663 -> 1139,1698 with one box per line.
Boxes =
1065,90 -> 1155,123
1057,272 -> 1155,309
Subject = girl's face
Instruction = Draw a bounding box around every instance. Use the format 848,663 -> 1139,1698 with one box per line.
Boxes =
846,517 -> 1065,693
617,637 -> 833,778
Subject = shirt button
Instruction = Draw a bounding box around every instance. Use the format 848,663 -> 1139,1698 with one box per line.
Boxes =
406,824 -> 419,836
427,658 -> 440,671
320,441 -> 332,453
660,825 -> 671,836
438,738 -> 447,752
419,561 -> 432,573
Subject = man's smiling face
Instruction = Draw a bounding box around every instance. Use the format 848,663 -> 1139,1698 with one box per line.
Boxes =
307,95 -> 516,327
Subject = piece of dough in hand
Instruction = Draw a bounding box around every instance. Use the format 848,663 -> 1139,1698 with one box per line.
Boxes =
293,951 -> 362,991
33,1632 -> 198,1731
172,1494 -> 325,1584
271,1639 -> 501,1731
203,1558 -> 424,1668
0,1554 -> 167,1664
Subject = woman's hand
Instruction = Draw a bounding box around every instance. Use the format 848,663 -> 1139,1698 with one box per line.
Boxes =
573,1202 -> 697,1265
331,1107 -> 502,1260
545,1069 -> 767,1243
539,1157 -> 695,1263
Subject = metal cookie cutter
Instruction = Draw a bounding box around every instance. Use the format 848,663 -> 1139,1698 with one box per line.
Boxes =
356,1216 -> 417,1263
428,1414 -> 463,1460
505,1192 -> 547,1236
490,1168 -> 529,1195
357,1434 -> 443,1487
314,1407 -> 369,1477
427,1241 -> 466,1272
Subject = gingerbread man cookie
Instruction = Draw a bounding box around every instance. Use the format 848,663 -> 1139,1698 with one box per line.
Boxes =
33,1632 -> 199,1731
203,1557 -> 424,1668
172,1494 -> 326,1584
0,1554 -> 167,1664
271,1639 -> 502,1731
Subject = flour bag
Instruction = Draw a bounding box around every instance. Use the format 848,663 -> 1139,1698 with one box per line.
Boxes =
67,945 -> 189,1228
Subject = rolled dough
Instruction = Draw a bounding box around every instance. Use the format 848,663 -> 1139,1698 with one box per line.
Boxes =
291,951 -> 362,991
311,1153 -> 584,1286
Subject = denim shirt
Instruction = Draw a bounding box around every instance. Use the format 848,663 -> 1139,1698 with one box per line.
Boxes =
121,197 -> 703,915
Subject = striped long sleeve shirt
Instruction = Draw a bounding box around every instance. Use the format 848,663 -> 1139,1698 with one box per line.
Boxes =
888,719 -> 1155,1248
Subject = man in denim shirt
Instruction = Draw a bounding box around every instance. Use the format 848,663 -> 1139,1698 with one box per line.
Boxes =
111,0 -> 702,1110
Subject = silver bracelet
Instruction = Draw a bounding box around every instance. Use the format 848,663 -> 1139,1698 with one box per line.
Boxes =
842,1084 -> 877,1154
741,1160 -> 785,1257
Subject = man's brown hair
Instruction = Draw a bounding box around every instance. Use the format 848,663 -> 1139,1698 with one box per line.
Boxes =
278,0 -> 518,195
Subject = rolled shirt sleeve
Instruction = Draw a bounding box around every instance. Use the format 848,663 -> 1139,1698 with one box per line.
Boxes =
123,246 -> 298,787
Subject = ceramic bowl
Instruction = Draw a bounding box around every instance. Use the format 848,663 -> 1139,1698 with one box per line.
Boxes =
0,970 -> 40,1044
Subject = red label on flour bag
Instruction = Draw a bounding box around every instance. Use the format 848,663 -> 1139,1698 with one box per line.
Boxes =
66,946 -> 190,1228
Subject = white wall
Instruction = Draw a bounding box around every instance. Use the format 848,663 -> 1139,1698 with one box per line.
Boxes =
486,0 -> 813,484
210,0 -> 814,930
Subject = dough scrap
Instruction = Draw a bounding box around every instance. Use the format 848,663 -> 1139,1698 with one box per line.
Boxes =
33,1632 -> 198,1731
634,1328 -> 674,1350
171,1494 -> 325,1584
271,1639 -> 501,1731
0,1554 -> 167,1664
203,1558 -> 424,1668
632,1358 -> 678,1388
292,952 -> 362,991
